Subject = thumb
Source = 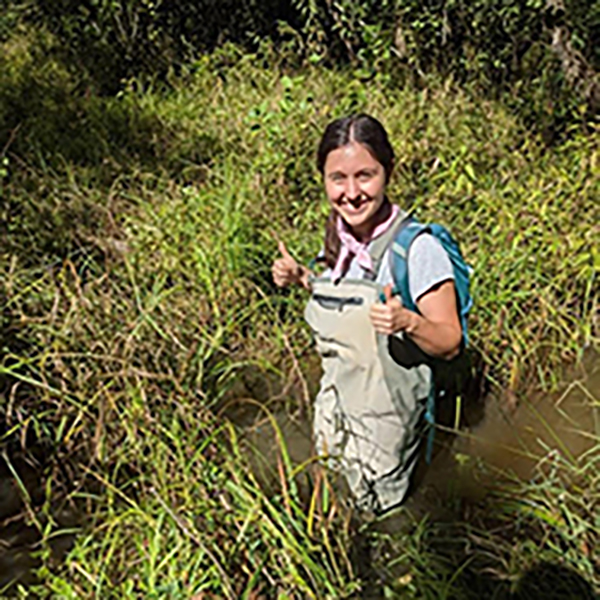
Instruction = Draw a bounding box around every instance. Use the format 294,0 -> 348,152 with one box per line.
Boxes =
383,283 -> 393,303
278,240 -> 293,260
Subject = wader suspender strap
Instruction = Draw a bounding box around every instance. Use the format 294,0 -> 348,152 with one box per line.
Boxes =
368,210 -> 437,465
364,211 -> 410,282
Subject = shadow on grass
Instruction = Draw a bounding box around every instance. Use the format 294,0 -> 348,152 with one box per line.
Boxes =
447,560 -> 597,600
1,32 -> 221,177
359,510 -> 598,599
1,36 -> 221,268
0,449 -> 81,593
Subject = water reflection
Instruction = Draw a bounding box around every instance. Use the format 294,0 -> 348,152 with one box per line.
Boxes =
412,352 -> 599,516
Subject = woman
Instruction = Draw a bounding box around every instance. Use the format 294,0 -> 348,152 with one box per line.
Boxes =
272,114 -> 462,513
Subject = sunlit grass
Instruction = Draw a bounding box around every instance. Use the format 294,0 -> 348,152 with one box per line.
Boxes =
1,36 -> 598,597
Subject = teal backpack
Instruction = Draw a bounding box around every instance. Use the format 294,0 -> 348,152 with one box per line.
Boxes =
386,216 -> 473,462
388,217 -> 472,345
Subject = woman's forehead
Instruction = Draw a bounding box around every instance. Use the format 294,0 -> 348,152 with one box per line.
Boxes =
324,141 -> 381,171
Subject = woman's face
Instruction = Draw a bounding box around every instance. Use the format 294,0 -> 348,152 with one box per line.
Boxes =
323,141 -> 387,239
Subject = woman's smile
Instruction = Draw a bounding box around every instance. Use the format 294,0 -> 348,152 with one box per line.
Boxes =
336,195 -> 372,210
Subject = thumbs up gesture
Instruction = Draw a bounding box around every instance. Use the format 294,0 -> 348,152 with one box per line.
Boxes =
370,283 -> 408,335
272,240 -> 302,288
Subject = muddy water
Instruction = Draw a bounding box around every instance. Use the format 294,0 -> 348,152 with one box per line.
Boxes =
234,352 -> 599,517
0,454 -> 79,591
414,353 -> 599,513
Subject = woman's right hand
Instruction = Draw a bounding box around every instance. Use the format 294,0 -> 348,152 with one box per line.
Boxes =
272,241 -> 302,287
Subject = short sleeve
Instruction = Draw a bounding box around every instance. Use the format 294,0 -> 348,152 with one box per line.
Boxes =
407,233 -> 454,302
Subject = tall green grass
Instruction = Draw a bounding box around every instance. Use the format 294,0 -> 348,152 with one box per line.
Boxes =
1,33 -> 599,597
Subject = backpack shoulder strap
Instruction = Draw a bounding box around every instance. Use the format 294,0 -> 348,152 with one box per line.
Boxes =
389,218 -> 430,311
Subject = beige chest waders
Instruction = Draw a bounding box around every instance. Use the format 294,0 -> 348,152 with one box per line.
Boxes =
304,213 -> 432,513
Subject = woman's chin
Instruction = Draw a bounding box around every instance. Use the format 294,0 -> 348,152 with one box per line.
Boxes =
340,207 -> 374,230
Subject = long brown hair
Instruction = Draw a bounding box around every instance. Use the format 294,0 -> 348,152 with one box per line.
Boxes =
316,114 -> 395,268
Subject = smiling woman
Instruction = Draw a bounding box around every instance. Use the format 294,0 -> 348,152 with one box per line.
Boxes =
271,113 -> 463,513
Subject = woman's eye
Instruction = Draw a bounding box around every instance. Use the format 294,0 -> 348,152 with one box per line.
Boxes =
358,172 -> 373,181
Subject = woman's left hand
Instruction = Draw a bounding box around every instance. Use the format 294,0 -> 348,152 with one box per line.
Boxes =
369,284 -> 415,335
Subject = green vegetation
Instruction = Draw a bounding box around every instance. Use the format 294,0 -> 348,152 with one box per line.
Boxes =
1,6 -> 599,598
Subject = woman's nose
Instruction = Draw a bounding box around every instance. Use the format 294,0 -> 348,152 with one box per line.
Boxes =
345,177 -> 360,199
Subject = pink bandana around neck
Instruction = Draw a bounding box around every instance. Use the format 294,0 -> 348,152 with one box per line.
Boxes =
331,203 -> 400,282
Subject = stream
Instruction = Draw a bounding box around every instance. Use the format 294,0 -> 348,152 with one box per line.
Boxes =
237,352 -> 599,519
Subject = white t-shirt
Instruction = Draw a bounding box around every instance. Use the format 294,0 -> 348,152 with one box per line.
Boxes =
322,233 -> 454,303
